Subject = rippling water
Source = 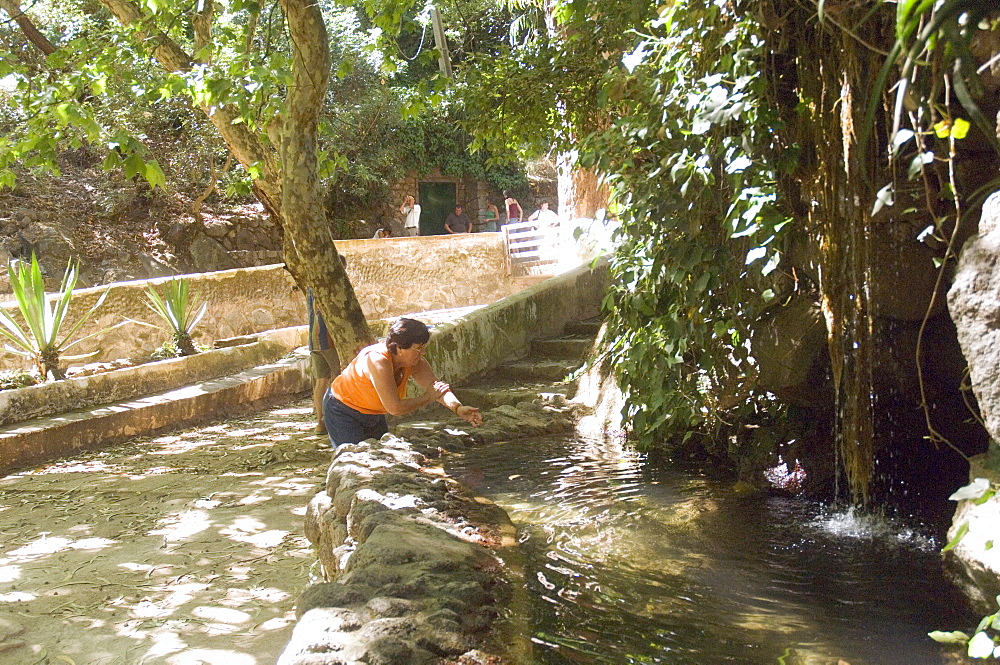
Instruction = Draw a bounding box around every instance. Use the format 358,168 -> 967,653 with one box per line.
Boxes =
445,436 -> 976,665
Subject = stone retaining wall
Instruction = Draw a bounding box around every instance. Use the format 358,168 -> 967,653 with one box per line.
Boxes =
423,258 -> 609,387
0,327 -> 306,428
0,234 -> 517,372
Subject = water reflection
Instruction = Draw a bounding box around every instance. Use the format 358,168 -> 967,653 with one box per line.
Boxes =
446,436 -> 974,665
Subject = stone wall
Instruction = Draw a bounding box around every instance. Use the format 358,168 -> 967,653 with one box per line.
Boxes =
279,265 -> 611,665
947,191 -> 1000,606
423,258 -> 610,387
0,234 -> 518,372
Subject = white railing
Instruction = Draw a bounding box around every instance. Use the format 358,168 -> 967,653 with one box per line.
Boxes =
501,221 -> 559,276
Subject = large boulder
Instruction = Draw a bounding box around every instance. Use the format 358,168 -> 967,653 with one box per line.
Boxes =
18,222 -> 76,273
189,234 -> 239,272
751,294 -> 831,406
946,191 -> 1000,607
948,191 -> 1000,444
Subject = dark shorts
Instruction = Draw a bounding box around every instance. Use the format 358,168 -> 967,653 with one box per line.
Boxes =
323,391 -> 388,447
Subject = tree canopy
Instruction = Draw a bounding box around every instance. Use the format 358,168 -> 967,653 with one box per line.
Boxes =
4,0 -> 999,499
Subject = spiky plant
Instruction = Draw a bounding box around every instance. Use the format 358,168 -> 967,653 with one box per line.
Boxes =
144,277 -> 207,356
0,254 -> 120,380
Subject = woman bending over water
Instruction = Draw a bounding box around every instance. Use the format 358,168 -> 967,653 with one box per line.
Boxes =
323,317 -> 483,447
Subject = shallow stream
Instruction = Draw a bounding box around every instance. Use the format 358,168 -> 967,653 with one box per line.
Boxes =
445,435 -> 976,664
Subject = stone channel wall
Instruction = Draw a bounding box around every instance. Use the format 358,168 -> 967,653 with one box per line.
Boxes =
0,234 -> 517,373
423,258 -> 610,387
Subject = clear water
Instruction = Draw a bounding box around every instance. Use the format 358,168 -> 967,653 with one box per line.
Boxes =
445,435 -> 976,665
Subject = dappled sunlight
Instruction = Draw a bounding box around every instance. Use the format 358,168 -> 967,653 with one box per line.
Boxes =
149,509 -> 213,543
237,491 -> 273,506
192,605 -> 252,626
249,475 -> 318,495
0,562 -> 21,583
220,516 -> 288,549
0,396 -> 321,663
7,533 -> 117,559
256,615 -> 295,632
166,648 -> 258,665
223,586 -> 290,606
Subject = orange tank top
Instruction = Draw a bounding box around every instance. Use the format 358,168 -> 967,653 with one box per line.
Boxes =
332,343 -> 412,415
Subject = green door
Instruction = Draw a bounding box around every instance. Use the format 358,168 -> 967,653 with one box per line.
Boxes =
418,182 -> 456,236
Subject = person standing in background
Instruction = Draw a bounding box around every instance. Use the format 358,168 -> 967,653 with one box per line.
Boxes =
503,190 -> 522,224
444,205 -> 472,234
399,195 -> 421,237
483,198 -> 500,232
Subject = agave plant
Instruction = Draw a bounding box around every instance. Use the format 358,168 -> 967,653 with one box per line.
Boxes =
144,277 -> 207,356
0,254 -> 120,380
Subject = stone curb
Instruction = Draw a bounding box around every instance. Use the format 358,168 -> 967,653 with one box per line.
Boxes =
279,399 -> 584,665
0,326 -> 307,427
0,349 -> 311,474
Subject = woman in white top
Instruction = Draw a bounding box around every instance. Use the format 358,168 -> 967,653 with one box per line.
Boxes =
399,195 -> 421,236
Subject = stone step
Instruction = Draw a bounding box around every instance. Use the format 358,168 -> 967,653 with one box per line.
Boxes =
563,318 -> 603,337
491,359 -> 583,383
453,382 -> 576,410
527,337 -> 593,359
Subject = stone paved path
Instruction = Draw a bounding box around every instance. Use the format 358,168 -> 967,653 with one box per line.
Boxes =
0,395 -> 331,665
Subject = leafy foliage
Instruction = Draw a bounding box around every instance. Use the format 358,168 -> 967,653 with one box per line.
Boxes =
0,254 -> 122,379
451,0 -> 789,449
582,3 -> 790,448
144,277 -> 207,357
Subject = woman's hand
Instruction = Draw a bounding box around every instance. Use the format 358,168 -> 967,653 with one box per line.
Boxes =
455,405 -> 483,427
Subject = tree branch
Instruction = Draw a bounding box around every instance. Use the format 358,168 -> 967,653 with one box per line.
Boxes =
96,0 -> 282,216
0,0 -> 57,55
192,0 -> 213,63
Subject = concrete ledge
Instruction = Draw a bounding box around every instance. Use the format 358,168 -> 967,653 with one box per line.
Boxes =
0,348 -> 311,474
0,261 -> 609,476
0,326 -> 307,427
424,258 -> 609,386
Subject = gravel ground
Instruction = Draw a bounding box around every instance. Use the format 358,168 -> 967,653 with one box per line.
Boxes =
0,395 -> 332,665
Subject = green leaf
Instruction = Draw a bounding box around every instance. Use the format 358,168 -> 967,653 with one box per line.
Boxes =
123,154 -> 146,180
942,521 -> 969,552
144,160 -> 166,189
952,117 -> 971,140
928,630 -> 970,645
968,631 -> 995,659
872,183 -> 894,216
950,478 -> 992,501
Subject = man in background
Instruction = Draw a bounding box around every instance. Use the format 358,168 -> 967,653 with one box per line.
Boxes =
444,204 -> 471,234
399,195 -> 421,236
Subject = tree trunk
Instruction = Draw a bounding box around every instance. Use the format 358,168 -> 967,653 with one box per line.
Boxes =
92,0 -> 373,363
0,0 -> 58,55
278,0 -> 373,361
557,151 -> 609,219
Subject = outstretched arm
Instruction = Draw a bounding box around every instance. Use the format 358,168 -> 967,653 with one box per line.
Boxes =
411,358 -> 483,426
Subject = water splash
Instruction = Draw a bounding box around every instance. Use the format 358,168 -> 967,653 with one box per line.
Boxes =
807,505 -> 938,551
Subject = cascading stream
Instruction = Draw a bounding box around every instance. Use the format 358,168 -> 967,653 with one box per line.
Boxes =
446,434 -> 974,664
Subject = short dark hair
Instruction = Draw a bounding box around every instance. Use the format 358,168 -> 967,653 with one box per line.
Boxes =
386,317 -> 430,354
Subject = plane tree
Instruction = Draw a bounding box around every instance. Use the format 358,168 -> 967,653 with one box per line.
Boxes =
0,0 -> 374,356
